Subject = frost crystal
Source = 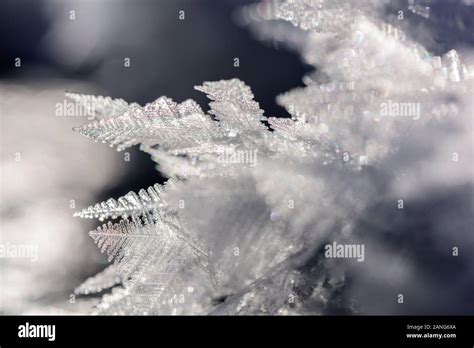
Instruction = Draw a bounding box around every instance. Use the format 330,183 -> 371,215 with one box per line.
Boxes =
74,265 -> 122,295
65,92 -> 140,120
74,179 -> 177,221
73,0 -> 474,315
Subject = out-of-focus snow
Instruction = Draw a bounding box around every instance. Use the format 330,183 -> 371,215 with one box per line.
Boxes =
0,78 -> 126,314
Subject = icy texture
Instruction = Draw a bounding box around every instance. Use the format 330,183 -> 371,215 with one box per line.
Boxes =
73,0 -> 474,315
74,179 -> 177,221
73,78 -> 347,177
65,92 -> 140,120
73,97 -> 210,152
74,265 -> 122,295
87,210 -> 219,314
244,0 -> 474,165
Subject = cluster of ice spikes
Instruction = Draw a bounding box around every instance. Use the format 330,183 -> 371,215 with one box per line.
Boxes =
71,0 -> 473,315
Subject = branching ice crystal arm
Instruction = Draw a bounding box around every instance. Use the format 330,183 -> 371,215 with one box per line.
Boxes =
82,209 -> 219,314
74,179 -> 177,221
70,0 -> 474,316
74,264 -> 122,295
66,92 -> 140,120
195,79 -> 268,135
88,211 -> 186,282
73,97 -> 216,152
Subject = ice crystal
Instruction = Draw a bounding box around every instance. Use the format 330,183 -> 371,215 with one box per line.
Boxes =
65,92 -> 140,120
74,264 -> 122,295
73,0 -> 474,315
86,209 -> 219,314
74,179 -> 177,221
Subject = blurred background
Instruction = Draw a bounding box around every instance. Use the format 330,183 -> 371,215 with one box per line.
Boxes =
0,0 -> 310,314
